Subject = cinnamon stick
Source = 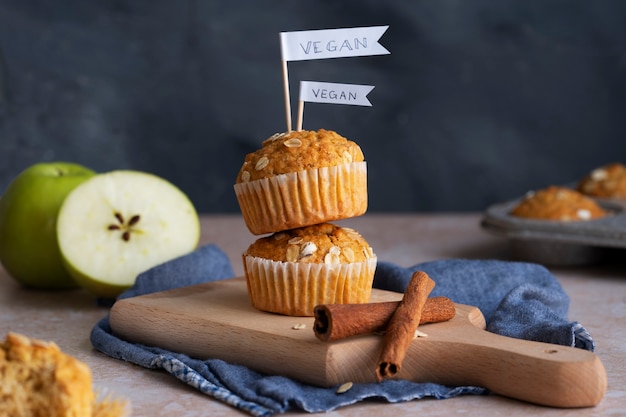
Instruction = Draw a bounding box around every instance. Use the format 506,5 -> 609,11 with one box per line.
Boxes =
313,296 -> 455,342
376,270 -> 436,381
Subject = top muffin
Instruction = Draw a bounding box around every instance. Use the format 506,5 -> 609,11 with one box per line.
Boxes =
236,129 -> 364,183
577,163 -> 626,199
233,129 -> 368,235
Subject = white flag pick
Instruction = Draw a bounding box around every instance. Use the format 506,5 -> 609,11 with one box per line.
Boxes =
300,81 -> 374,106
279,25 -> 390,131
296,81 -> 375,130
280,26 -> 390,62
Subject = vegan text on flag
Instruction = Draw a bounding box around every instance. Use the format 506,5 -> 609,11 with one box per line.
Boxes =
299,81 -> 374,106
279,25 -> 390,131
296,81 -> 376,130
280,26 -> 390,62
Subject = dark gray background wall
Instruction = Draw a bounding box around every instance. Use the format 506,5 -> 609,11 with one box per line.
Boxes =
1,1 -> 625,213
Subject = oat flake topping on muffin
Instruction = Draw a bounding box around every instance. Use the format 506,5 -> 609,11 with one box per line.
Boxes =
510,186 -> 607,221
577,162 -> 626,199
244,223 -> 375,264
236,129 -> 364,183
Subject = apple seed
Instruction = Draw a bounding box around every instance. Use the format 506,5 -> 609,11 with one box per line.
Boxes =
107,212 -> 141,242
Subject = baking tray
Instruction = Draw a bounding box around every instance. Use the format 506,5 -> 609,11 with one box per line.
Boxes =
481,196 -> 626,266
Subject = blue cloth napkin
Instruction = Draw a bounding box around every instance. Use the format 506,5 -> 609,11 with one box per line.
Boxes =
91,245 -> 594,417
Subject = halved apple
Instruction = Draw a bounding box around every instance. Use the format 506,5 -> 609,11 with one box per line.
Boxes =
56,170 -> 200,298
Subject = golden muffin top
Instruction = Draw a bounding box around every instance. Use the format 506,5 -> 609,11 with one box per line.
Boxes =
577,162 -> 626,199
236,129 -> 364,183
244,223 -> 375,264
511,186 -> 607,221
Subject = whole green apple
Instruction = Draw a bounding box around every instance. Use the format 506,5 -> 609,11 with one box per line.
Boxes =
0,162 -> 96,289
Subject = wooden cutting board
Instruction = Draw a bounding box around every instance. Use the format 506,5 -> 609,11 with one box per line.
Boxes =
109,277 -> 606,408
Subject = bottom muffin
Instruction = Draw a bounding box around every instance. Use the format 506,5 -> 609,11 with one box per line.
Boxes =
242,223 -> 377,316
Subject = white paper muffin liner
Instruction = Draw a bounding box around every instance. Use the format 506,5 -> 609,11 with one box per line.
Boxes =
243,255 -> 377,316
234,162 -> 367,235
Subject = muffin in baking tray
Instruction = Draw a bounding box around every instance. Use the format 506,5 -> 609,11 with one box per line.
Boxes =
234,129 -> 368,235
242,222 -> 377,316
577,162 -> 626,199
510,186 -> 608,221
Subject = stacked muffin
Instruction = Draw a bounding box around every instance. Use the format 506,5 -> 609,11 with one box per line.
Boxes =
234,129 -> 377,316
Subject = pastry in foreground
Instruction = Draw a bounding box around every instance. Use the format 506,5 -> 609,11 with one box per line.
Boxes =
576,162 -> 626,199
242,223 -> 377,316
234,129 -> 368,235
510,186 -> 607,221
0,332 -> 128,417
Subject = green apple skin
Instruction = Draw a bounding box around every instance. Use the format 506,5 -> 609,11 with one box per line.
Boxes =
0,162 -> 96,289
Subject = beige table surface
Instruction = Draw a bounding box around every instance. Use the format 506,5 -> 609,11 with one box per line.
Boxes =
1,213 -> 624,417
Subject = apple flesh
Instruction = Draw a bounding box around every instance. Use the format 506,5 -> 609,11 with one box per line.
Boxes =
0,162 -> 96,289
56,170 -> 200,298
